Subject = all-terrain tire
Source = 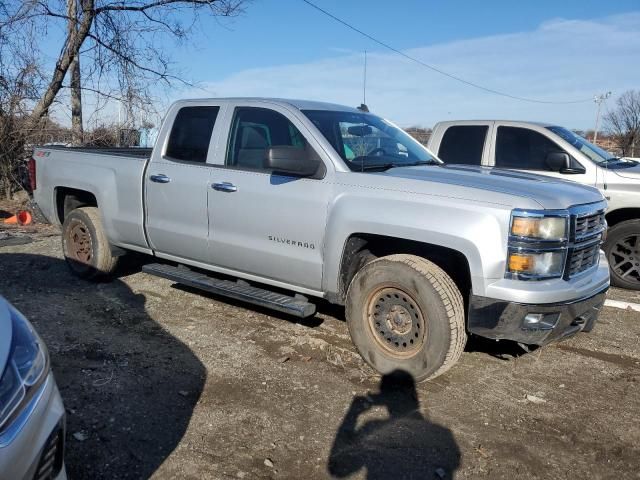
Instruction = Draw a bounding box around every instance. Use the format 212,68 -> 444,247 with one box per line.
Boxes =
345,254 -> 466,382
62,207 -> 118,279
603,219 -> 640,290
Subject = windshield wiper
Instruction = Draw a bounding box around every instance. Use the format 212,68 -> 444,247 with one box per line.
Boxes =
400,160 -> 439,167
359,162 -> 397,171
359,160 -> 438,171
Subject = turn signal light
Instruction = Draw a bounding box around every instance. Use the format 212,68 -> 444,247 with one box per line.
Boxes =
508,253 -> 534,272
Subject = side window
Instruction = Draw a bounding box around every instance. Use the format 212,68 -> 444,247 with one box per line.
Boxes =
495,126 -> 566,171
165,106 -> 219,163
227,107 -> 308,170
438,125 -> 488,165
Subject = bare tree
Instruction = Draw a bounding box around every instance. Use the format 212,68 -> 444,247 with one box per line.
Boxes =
0,17 -> 47,198
604,90 -> 640,157
68,0 -> 83,145
1,0 -> 245,132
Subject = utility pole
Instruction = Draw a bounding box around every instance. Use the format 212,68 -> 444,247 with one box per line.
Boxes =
593,91 -> 611,145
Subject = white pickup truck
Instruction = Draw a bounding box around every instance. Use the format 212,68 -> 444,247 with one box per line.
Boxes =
29,99 -> 609,381
429,120 -> 640,290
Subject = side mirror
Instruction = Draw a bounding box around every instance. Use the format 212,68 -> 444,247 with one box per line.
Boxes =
265,146 -> 320,177
546,152 -> 586,174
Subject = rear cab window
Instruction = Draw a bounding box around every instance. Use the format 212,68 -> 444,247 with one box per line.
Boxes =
165,106 -> 220,163
438,125 -> 488,166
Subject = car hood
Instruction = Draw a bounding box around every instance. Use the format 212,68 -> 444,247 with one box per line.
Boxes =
611,162 -> 640,180
0,298 -> 12,374
381,164 -> 604,209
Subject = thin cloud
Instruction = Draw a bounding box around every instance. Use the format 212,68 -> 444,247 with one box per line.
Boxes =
184,12 -> 640,129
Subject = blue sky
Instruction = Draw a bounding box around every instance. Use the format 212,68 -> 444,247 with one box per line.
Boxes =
48,0 -> 640,129
187,0 -> 640,79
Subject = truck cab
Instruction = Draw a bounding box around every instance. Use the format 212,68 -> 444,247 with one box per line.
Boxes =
429,120 -> 640,290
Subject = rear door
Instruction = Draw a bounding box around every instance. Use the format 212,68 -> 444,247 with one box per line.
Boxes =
206,102 -> 331,291
435,124 -> 492,166
145,102 -> 225,263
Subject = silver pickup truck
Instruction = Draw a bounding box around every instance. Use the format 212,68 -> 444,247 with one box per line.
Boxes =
30,98 -> 610,381
429,120 -> 640,290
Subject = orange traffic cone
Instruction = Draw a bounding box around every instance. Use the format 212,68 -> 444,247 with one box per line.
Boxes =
17,211 -> 32,225
3,211 -> 32,225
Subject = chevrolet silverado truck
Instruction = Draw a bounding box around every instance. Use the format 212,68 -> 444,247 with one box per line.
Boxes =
29,99 -> 609,381
428,120 -> 640,290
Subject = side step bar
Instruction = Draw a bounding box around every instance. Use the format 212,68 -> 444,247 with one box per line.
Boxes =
142,263 -> 317,318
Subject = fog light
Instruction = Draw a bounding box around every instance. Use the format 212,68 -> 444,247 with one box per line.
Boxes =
523,313 -> 559,331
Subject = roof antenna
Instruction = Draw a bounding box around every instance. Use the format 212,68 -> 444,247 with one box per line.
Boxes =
358,51 -> 369,112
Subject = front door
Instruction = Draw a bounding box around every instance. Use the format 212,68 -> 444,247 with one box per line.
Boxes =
490,125 -> 595,184
207,105 -> 330,290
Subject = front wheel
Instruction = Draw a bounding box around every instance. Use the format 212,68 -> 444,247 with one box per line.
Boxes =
62,206 -> 119,280
604,219 -> 640,290
345,254 -> 467,382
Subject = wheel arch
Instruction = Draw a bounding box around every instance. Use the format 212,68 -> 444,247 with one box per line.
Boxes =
333,233 -> 472,307
606,208 -> 640,228
55,187 -> 98,224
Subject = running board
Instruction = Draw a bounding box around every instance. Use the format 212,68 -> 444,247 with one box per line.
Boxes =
142,263 -> 316,318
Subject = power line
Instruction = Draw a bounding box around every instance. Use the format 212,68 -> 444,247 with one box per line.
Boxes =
301,0 -> 593,105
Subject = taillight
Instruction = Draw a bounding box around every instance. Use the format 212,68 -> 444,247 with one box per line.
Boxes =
28,157 -> 36,191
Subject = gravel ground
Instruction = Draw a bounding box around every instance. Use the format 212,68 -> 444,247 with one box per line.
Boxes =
0,223 -> 638,480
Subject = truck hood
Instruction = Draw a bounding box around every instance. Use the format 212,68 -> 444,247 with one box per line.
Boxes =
0,298 -> 12,375
610,161 -> 640,180
381,164 -> 603,210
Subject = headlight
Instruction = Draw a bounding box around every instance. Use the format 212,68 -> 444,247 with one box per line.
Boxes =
0,304 -> 48,432
507,250 -> 566,278
511,214 -> 568,241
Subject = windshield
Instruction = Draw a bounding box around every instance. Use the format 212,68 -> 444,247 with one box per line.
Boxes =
302,110 -> 439,171
546,126 -> 613,164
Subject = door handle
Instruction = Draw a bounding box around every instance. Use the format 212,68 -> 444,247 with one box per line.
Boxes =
212,182 -> 237,193
150,174 -> 171,184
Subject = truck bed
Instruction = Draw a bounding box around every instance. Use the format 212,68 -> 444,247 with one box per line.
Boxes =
33,145 -> 151,254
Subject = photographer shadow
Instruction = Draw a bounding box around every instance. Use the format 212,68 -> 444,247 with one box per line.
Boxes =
328,370 -> 460,480
0,253 -> 205,479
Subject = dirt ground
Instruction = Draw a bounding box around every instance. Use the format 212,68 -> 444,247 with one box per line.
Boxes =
0,221 -> 639,480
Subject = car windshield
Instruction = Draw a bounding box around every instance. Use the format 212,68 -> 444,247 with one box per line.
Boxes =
302,110 -> 439,171
546,126 -> 615,164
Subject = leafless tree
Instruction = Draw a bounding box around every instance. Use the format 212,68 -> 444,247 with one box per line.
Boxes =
0,0 -> 244,198
1,0 -> 245,138
0,18 -> 47,198
604,90 -> 640,157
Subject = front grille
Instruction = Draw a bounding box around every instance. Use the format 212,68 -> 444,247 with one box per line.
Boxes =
565,204 -> 607,279
574,211 -> 606,241
33,424 -> 64,480
567,242 -> 601,278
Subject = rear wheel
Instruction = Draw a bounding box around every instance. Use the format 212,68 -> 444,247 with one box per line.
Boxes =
604,219 -> 640,290
62,207 -> 118,279
345,254 -> 466,382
